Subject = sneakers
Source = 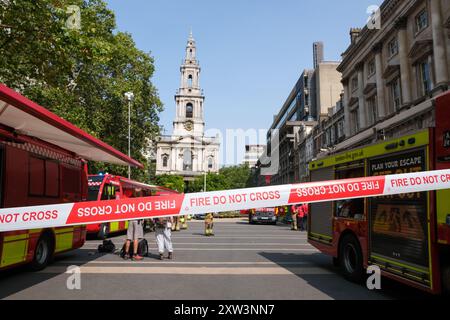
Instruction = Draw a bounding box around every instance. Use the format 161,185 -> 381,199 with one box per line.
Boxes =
168,252 -> 173,260
159,253 -> 164,260
132,255 -> 144,261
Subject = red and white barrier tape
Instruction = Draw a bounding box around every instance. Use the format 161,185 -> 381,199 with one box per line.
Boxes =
1,169 -> 450,232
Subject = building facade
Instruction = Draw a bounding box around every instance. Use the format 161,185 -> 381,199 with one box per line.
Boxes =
242,144 -> 265,168
156,33 -> 220,181
260,43 -> 343,186
335,0 -> 449,153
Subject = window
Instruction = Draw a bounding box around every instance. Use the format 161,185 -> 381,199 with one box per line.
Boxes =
208,158 -> 213,170
335,165 -> 365,220
415,10 -> 428,34
351,77 -> 358,92
162,155 -> 168,168
350,108 -> 360,135
187,74 -> 193,87
418,60 -> 432,96
388,38 -> 398,58
389,77 -> 402,112
368,59 -> 375,77
186,103 -> 193,118
183,149 -> 193,171
367,96 -> 378,126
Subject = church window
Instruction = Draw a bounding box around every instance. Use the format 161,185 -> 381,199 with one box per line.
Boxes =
186,103 -> 193,118
188,74 -> 193,87
208,157 -> 213,170
162,155 -> 168,168
183,149 -> 193,171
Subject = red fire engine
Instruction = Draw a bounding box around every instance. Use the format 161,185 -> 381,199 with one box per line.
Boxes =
87,174 -> 179,239
308,91 -> 450,294
0,84 -> 142,271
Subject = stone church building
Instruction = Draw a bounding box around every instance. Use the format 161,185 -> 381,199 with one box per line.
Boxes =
155,32 -> 220,182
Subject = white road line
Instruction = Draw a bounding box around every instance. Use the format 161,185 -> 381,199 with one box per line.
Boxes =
80,248 -> 318,251
40,266 -> 326,275
56,261 -> 311,266
83,243 -> 312,247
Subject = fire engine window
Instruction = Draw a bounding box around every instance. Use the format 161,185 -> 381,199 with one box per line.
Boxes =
45,161 -> 59,197
101,184 -> 117,200
335,166 -> 365,219
29,157 -> 45,196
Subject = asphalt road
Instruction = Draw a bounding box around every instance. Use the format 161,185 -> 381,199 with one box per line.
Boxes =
0,219 -> 436,300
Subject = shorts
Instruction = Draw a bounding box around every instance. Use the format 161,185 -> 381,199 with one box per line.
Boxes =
127,220 -> 144,240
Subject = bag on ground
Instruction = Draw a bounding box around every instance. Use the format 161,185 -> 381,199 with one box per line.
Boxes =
120,239 -> 149,258
98,240 -> 116,253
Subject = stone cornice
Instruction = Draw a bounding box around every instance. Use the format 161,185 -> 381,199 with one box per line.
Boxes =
338,0 -> 409,74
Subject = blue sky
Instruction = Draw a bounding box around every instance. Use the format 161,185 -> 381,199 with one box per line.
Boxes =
106,0 -> 383,165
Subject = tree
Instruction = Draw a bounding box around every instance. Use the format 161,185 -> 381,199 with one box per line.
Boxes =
187,165 -> 253,193
0,0 -> 162,182
154,175 -> 185,193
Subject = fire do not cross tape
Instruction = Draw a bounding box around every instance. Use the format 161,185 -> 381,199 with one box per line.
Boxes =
1,169 -> 450,232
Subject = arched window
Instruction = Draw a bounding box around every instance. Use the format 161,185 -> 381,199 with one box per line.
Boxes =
208,157 -> 213,170
187,74 -> 193,87
162,155 -> 168,168
186,103 -> 193,118
183,149 -> 193,171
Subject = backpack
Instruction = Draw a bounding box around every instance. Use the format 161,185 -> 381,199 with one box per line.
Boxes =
120,239 -> 149,258
98,240 -> 116,253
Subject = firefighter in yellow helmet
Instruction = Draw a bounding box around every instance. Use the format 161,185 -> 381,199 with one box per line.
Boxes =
205,212 -> 214,236
180,215 -> 188,230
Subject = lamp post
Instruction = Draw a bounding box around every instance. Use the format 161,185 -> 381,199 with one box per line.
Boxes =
124,91 -> 134,179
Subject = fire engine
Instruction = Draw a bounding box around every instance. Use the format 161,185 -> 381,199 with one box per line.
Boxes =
0,84 -> 142,271
87,174 -> 179,239
308,91 -> 450,294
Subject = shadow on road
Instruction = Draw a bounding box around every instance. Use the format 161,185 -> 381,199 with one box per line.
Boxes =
259,252 -> 439,300
0,249 -> 109,299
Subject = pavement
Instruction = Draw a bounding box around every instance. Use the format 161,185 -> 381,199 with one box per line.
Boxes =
0,218 -> 435,300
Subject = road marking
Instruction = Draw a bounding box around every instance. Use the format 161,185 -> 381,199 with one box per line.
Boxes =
56,261 -> 312,266
40,266 -> 322,275
80,248 -> 318,251
83,243 -> 312,247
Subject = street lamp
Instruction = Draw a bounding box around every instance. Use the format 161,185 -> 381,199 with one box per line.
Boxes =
124,91 -> 134,179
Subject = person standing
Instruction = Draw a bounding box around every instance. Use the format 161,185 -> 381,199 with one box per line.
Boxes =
205,212 -> 214,236
298,204 -> 306,231
123,220 -> 144,261
290,205 -> 298,231
302,203 -> 309,232
154,216 -> 174,260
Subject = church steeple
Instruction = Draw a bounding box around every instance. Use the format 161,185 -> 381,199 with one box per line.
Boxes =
173,31 -> 205,137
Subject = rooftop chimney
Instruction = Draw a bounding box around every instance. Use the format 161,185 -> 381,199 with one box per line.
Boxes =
350,28 -> 361,44
313,42 -> 324,69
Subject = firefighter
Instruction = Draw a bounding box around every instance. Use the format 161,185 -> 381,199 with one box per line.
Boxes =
180,215 -> 188,230
290,204 -> 299,231
172,216 -> 181,232
205,212 -> 214,236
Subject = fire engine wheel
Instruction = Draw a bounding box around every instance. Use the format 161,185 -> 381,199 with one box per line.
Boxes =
98,224 -> 109,240
30,234 -> 53,271
339,234 -> 364,283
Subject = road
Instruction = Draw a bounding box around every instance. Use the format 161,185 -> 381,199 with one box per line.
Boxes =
0,218 -> 435,300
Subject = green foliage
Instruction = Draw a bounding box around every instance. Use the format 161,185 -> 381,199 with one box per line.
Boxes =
154,175 -> 185,193
187,165 -> 254,193
0,0 -> 162,183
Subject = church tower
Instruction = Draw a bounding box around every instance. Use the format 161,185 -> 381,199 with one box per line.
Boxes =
173,31 -> 205,137
155,31 -> 220,182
